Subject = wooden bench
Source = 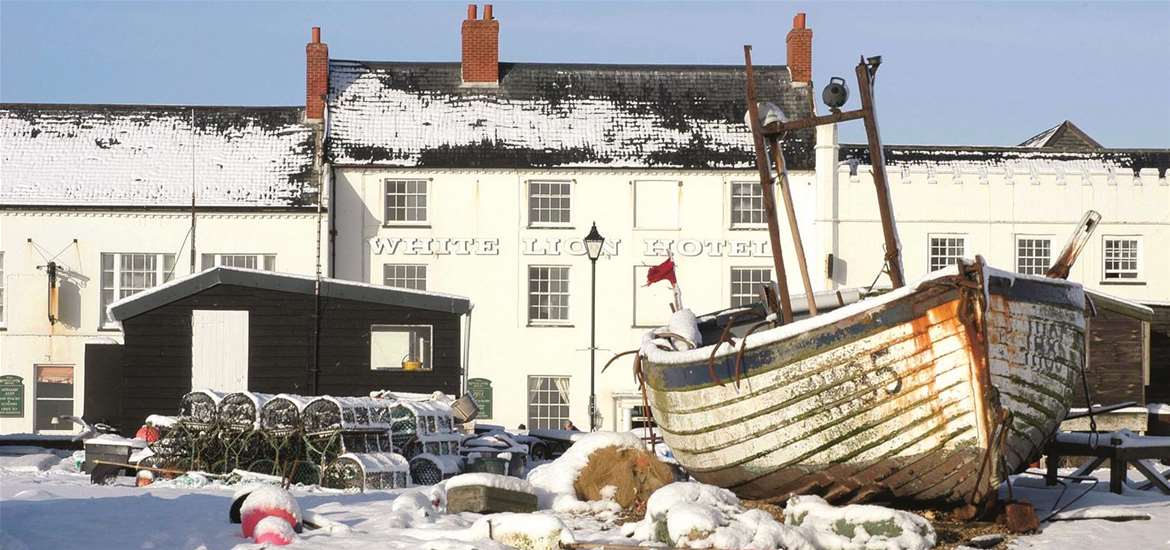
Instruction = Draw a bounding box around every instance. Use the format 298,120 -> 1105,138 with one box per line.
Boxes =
1044,430 -> 1170,495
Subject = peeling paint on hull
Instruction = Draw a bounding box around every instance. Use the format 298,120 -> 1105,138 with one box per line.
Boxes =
642,266 -> 1085,506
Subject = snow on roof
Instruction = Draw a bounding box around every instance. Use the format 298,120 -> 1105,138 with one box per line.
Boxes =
840,143 -> 1170,179
0,104 -> 316,207
326,60 -> 815,170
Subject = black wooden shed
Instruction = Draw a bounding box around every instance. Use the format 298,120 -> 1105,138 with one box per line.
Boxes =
101,267 -> 471,434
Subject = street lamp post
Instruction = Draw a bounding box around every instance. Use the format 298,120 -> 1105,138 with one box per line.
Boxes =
583,222 -> 605,432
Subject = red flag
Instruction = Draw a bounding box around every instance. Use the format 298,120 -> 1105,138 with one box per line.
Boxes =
646,258 -> 677,287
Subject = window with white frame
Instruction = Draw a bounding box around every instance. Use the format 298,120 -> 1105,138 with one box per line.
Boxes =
370,325 -> 433,370
383,264 -> 427,291
528,180 -> 572,227
384,179 -> 428,224
201,253 -> 276,271
1103,237 -> 1141,281
1015,237 -> 1052,276
730,181 -> 766,227
730,267 -> 771,308
0,252 -> 5,325
528,375 -> 571,430
928,235 -> 966,272
528,266 -> 570,323
100,253 -> 175,327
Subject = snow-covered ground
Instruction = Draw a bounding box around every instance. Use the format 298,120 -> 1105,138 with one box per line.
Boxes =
1,447 -> 1167,550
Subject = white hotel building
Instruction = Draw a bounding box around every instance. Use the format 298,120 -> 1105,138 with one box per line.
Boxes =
2,7 -> 1166,434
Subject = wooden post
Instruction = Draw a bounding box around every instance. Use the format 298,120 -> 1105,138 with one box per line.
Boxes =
769,136 -> 817,315
744,45 -> 793,324
855,57 -> 905,288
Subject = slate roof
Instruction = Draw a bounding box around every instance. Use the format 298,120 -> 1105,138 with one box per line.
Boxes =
0,104 -> 317,208
327,60 -> 815,170
1018,120 -> 1103,150
107,266 -> 472,321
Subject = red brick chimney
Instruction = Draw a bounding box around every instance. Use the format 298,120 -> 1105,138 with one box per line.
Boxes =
306,26 -> 329,121
786,13 -> 812,86
461,4 -> 499,86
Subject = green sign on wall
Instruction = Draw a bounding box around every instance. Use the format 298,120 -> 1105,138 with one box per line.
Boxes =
467,378 -> 492,419
0,375 -> 25,418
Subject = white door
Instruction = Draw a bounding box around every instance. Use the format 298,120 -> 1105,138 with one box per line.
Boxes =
191,310 -> 249,392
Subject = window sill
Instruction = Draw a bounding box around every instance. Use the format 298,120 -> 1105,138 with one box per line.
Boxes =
729,225 -> 767,231
526,225 -> 576,230
97,326 -> 123,332
372,369 -> 434,373
527,323 -> 575,328
382,224 -> 431,229
1099,280 -> 1146,286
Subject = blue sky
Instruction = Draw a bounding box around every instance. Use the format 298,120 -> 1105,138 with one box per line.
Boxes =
2,1 -> 1167,147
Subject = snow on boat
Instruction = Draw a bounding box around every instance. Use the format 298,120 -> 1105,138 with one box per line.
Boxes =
640,260 -> 1085,506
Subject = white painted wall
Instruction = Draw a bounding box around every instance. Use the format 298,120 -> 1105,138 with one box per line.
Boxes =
331,168 -> 821,430
0,210 -> 322,434
815,129 -> 1170,303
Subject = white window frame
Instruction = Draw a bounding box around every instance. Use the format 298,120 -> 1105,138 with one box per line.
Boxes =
730,267 -> 772,308
100,252 -> 175,328
527,265 -> 571,325
370,324 -> 434,371
383,264 -> 428,291
729,180 -> 768,229
1102,236 -> 1143,282
201,253 -> 276,271
383,178 -> 430,226
526,179 -> 574,228
927,234 -> 967,273
1014,235 -> 1053,276
527,375 -> 571,430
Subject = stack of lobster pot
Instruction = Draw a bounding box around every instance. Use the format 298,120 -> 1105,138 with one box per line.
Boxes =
304,396 -> 409,490
146,389 -> 225,470
216,392 -> 274,473
389,399 -> 464,485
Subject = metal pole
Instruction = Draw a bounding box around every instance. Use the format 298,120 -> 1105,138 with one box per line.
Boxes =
855,57 -> 905,288
743,45 -> 794,323
768,136 -> 817,316
589,256 -> 597,432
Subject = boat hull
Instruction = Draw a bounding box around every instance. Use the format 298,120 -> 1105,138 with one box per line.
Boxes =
641,265 -> 1084,506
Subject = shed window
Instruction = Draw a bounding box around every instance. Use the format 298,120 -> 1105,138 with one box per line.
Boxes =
201,253 -> 276,271
100,252 -> 175,328
35,365 -> 73,432
730,267 -> 771,308
528,180 -> 572,227
383,264 -> 427,291
1103,237 -> 1141,280
370,325 -> 433,370
528,375 -> 571,430
384,179 -> 428,224
1015,237 -> 1052,276
928,235 -> 966,272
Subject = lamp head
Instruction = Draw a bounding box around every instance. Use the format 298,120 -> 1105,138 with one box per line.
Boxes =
583,222 -> 605,260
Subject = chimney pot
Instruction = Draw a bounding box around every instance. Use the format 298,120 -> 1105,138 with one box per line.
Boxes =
461,4 -> 500,86
484,4 -> 493,19
793,13 -> 805,30
311,26 -> 321,43
467,4 -> 477,20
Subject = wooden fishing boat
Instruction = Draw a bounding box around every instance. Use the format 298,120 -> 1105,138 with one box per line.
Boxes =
631,49 -> 1093,507
640,260 -> 1085,505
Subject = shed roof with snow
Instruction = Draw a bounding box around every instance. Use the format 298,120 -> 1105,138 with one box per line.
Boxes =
326,60 -> 815,170
0,104 -> 317,208
107,266 -> 472,321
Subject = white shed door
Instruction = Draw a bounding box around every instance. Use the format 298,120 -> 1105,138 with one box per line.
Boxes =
191,310 -> 249,392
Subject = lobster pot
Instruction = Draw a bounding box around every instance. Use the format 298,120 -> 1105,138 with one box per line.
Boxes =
408,453 -> 462,486
303,397 -> 393,435
322,452 -> 409,491
390,400 -> 457,452
218,392 -> 272,431
341,431 -> 395,454
420,435 -> 463,457
260,394 -> 310,433
178,389 -> 224,427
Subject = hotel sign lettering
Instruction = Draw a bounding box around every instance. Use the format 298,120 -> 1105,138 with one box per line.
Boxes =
369,237 -> 768,257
